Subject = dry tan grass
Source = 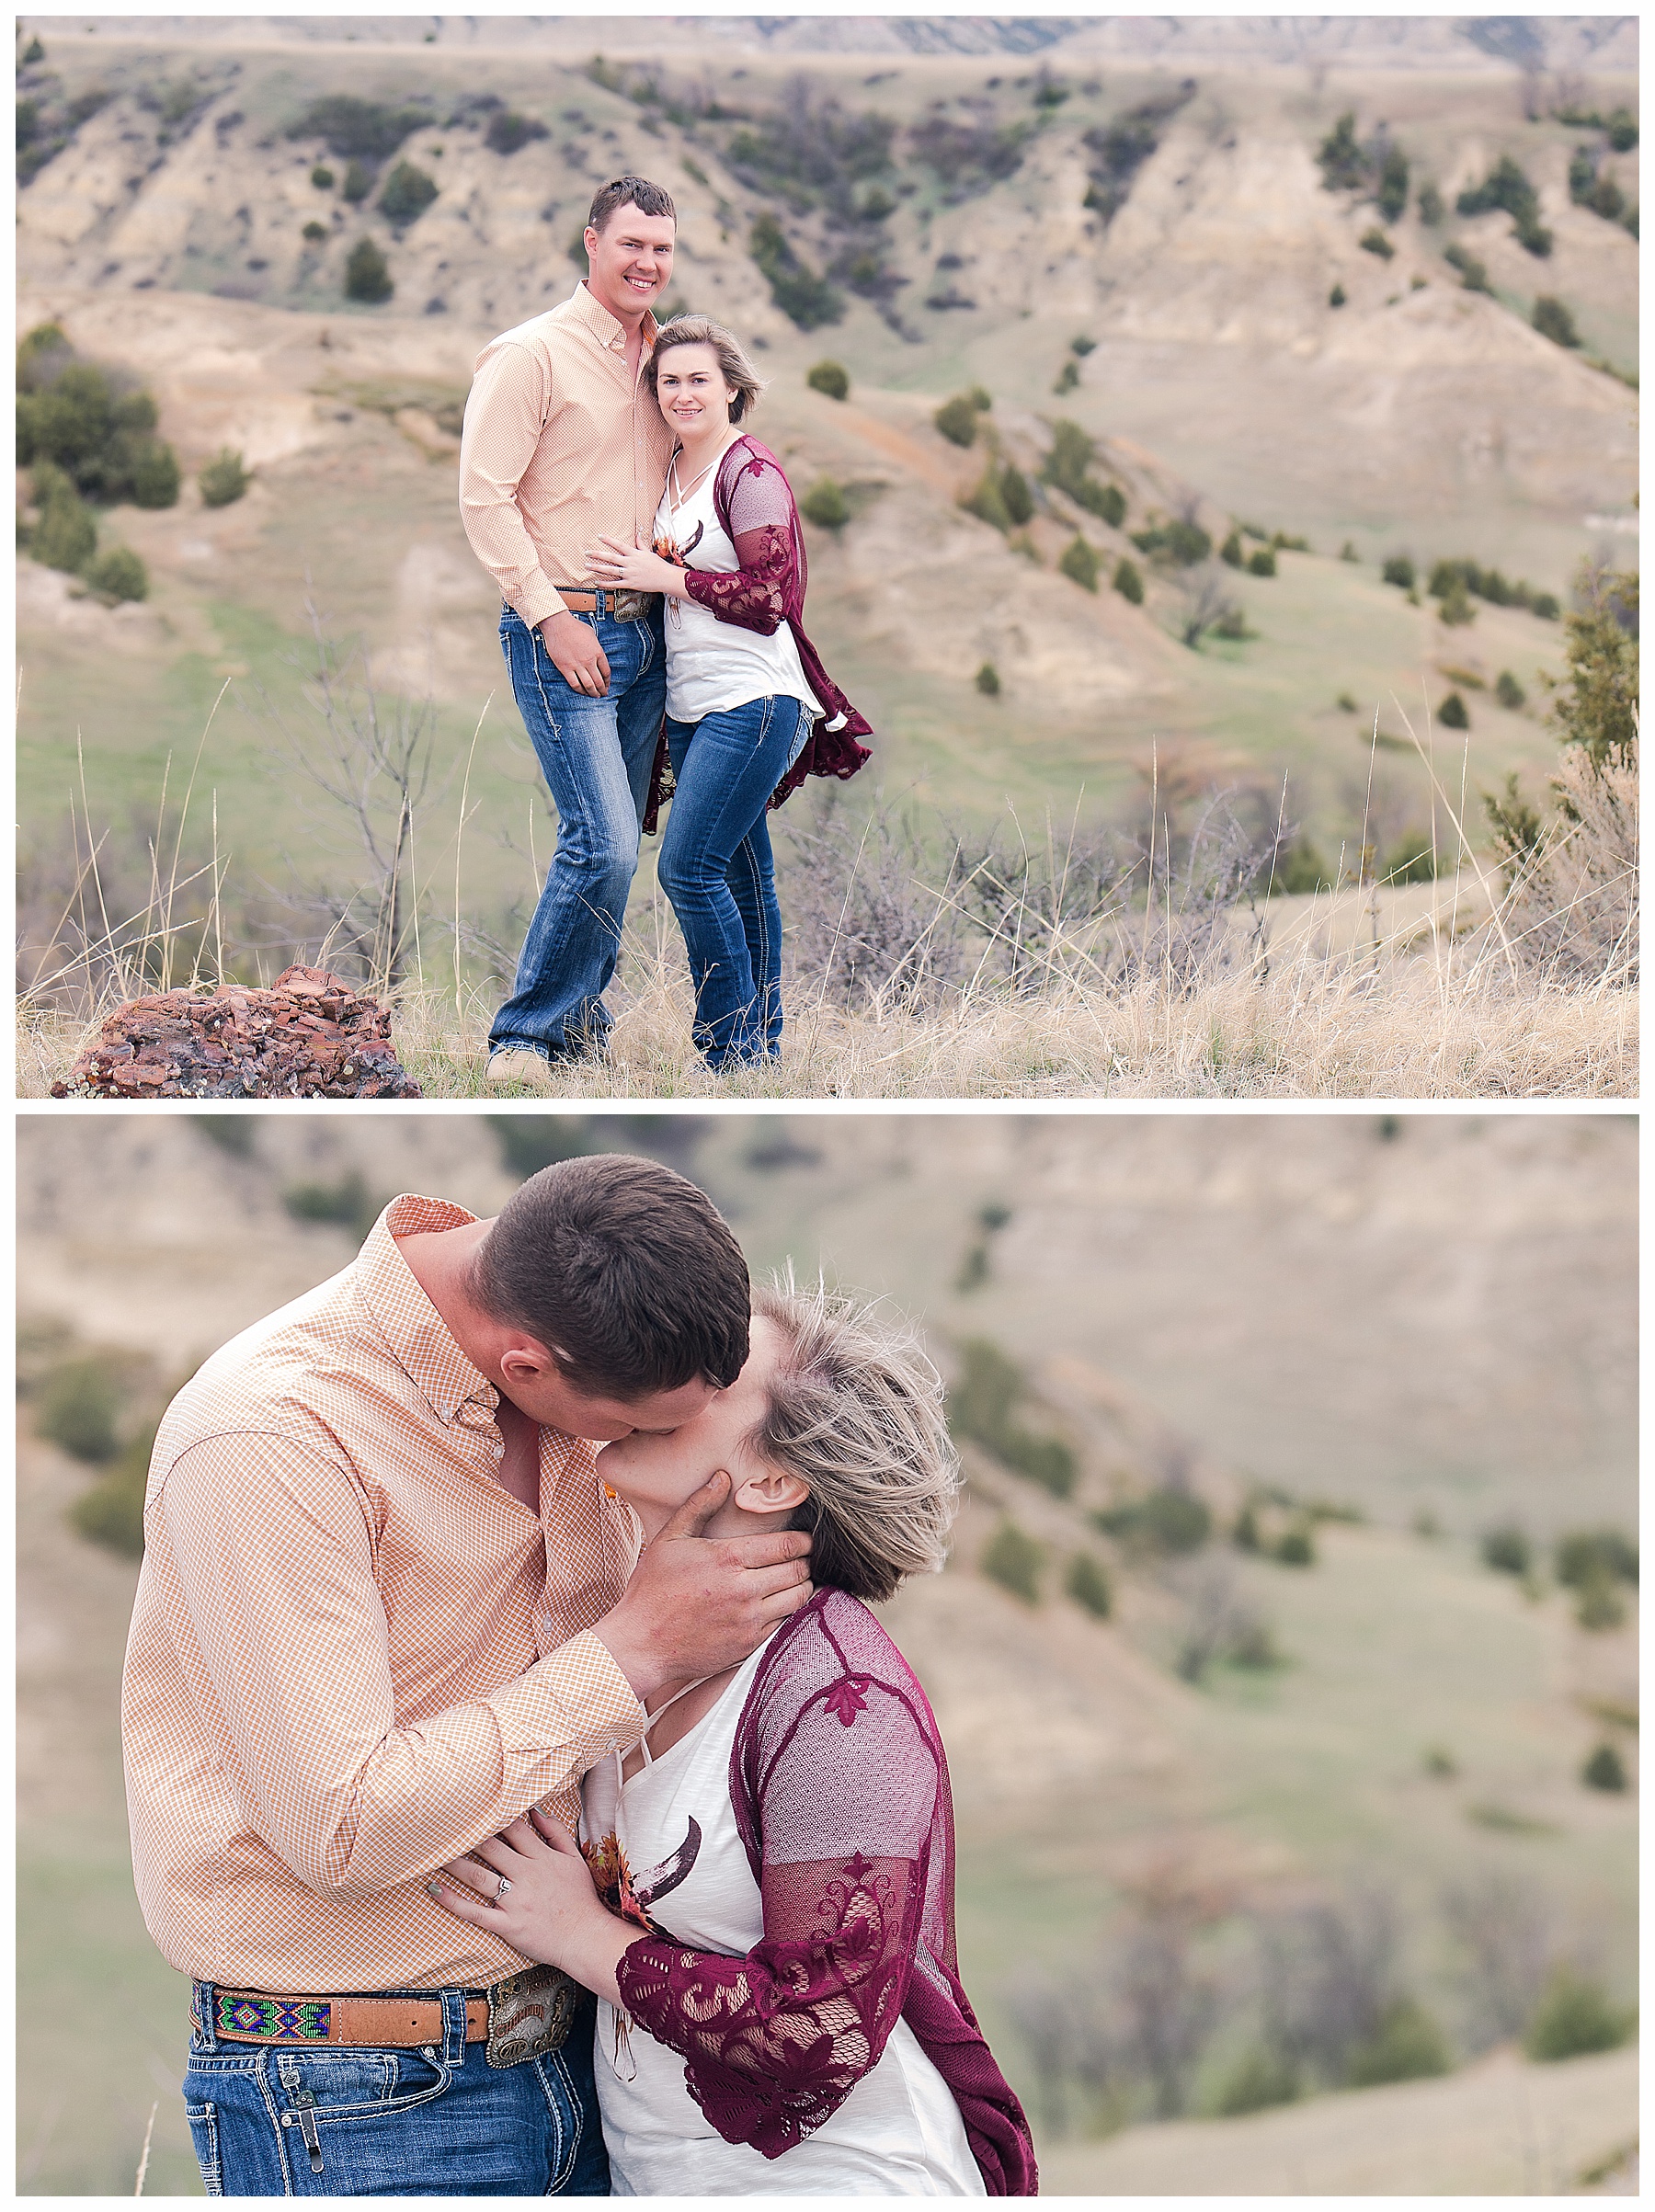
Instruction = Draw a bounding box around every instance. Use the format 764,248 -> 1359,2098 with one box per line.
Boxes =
1501,748 -> 1638,986
17,696 -> 1635,1103
19,918 -> 1635,1100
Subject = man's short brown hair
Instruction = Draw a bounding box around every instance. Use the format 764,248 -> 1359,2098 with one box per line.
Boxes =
588,176 -> 676,234
470,1154 -> 748,1398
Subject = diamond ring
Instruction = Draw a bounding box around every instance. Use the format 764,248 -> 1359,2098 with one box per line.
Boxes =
495,1875 -> 512,1900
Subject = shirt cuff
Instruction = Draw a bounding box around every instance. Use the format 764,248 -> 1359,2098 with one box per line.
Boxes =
516,578 -> 569,630
494,1627 -> 645,1773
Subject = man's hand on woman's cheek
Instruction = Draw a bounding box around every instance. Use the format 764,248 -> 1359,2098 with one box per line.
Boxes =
592,1470 -> 813,1702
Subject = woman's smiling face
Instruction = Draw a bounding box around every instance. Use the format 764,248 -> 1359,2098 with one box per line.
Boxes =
655,343 -> 734,438
597,1314 -> 783,1519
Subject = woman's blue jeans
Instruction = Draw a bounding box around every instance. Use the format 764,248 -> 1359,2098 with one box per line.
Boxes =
182,1984 -> 610,2196
658,696 -> 812,1069
491,603 -> 665,1063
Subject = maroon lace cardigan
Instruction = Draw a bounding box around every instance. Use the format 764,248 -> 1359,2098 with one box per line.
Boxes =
613,1588 -> 1038,2195
642,435 -> 873,834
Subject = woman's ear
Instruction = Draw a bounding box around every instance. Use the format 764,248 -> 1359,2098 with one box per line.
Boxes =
730,1465 -> 810,1517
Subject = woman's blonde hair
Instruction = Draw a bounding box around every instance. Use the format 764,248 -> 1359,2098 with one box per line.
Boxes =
645,314 -> 769,425
748,1277 -> 961,1603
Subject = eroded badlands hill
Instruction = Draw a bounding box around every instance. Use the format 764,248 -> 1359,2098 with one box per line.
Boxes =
16,18 -> 1638,866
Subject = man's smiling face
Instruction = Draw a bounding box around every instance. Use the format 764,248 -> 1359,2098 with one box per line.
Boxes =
584,202 -> 676,324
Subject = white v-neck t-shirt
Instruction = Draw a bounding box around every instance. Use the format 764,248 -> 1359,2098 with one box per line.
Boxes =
580,1641 -> 986,2197
654,464 -> 823,727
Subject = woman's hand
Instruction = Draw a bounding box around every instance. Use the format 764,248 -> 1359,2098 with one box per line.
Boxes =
428,1812 -> 635,2002
590,534 -> 691,599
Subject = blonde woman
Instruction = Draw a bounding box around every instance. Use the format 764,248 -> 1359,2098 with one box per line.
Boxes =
588,318 -> 872,1069
431,1284 -> 1036,2196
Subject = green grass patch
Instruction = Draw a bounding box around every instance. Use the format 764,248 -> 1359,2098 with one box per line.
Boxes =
18,1827 -> 203,2194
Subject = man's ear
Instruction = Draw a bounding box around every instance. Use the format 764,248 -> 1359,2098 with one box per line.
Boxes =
498,1338 -> 559,1390
730,1465 -> 810,1517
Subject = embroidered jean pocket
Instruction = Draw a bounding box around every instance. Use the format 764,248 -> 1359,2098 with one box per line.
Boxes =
273,2050 -> 405,2112
185,2100 -> 223,2196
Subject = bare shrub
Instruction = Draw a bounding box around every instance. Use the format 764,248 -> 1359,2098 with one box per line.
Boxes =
248,611 -> 458,994
1178,564 -> 1243,649
17,614 -> 474,1030
948,818 -> 1134,994
1442,1873 -> 1556,2051
1498,746 -> 1637,986
1010,1873 -> 1227,2130
1110,1898 -> 1222,2116
779,794 -> 977,1009
1248,1884 -> 1403,2085
779,778 -> 1284,1015
1168,1558 -> 1273,1682
1001,1971 -> 1073,2138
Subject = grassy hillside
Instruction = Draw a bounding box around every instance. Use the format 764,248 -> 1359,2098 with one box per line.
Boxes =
16,1112 -> 1638,2189
1037,2044 -> 1638,2194
16,20 -> 1638,1023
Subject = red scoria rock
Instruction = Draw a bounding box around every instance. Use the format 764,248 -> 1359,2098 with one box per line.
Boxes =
51,966 -> 423,1100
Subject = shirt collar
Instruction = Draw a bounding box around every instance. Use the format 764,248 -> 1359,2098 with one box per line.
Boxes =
571,277 -> 658,359
355,1194 -> 500,1425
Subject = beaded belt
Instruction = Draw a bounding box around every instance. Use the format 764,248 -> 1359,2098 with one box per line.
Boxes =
203,1963 -> 577,2069
551,587 -> 658,620
213,1989 -> 489,2047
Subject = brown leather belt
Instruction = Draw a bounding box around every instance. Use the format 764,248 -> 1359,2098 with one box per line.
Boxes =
213,1989 -> 490,2047
552,587 -> 658,619
204,1963 -> 579,2069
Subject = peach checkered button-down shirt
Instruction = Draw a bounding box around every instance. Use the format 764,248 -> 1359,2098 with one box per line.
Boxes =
121,1194 -> 646,1994
458,279 -> 674,631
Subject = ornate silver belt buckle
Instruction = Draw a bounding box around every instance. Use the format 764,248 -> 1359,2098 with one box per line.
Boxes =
485,1963 -> 578,2069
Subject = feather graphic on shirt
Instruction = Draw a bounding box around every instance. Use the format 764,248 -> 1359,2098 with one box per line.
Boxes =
653,519 -> 703,567
582,1818 -> 701,1936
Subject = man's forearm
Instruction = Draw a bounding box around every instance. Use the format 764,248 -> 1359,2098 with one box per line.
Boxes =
253,1631 -> 645,1900
457,341 -> 565,627
163,1442 -> 644,1899
459,462 -> 566,629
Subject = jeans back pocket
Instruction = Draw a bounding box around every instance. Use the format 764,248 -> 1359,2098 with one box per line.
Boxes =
185,2100 -> 223,2196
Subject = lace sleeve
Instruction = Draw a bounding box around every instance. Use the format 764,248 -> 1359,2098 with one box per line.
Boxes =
681,521 -> 791,636
614,1679 -> 941,2159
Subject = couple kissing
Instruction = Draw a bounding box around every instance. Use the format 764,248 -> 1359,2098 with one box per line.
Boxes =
122,1152 -> 1035,2195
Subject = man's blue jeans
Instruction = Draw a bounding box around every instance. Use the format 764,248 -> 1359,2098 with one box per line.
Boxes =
490,602 -> 665,1062
182,1984 -> 610,2196
658,696 -> 813,1068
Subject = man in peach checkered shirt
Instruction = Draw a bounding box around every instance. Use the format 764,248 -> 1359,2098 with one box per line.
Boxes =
459,174 -> 679,1089
122,1154 -> 812,2195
